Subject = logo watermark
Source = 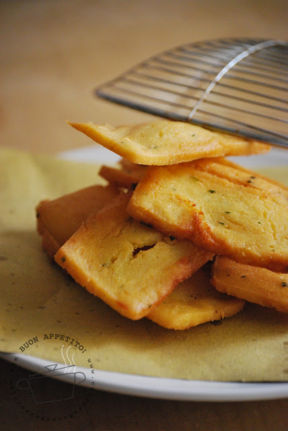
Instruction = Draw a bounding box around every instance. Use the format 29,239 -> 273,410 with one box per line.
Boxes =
9,332 -> 95,422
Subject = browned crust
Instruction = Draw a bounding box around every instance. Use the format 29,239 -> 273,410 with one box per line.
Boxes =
36,184 -> 119,256
211,256 -> 288,313
36,216 -> 60,257
99,165 -> 140,187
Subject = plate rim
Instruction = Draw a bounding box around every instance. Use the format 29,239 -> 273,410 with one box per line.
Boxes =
2,352 -> 288,402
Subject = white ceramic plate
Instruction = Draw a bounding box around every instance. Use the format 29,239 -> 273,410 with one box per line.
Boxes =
2,352 -> 288,402
2,145 -> 288,402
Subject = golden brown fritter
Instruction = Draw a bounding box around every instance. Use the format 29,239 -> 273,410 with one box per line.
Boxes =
128,163 -> 288,268
55,194 -> 213,320
36,185 -> 118,256
69,120 -> 270,166
148,268 -> 244,330
211,256 -> 288,313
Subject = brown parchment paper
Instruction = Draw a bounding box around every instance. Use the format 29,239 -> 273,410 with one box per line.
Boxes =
1,148 -> 288,381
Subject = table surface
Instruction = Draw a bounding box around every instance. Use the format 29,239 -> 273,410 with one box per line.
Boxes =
1,0 -> 288,429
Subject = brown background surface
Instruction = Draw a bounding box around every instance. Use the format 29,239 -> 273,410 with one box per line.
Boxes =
1,0 -> 288,429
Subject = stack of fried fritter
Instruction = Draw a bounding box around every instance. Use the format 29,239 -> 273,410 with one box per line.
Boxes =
36,120 -> 288,330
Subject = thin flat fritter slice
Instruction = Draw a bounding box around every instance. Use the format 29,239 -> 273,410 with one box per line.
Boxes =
192,158 -> 288,204
211,256 -> 288,313
69,120 -> 270,166
36,185 -> 118,256
127,163 -> 288,268
147,268 -> 244,330
99,160 -> 146,188
55,194 -> 213,320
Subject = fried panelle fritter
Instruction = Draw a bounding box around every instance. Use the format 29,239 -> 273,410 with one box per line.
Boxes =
69,120 -> 270,166
148,268 -> 244,330
99,160 -> 146,188
192,158 -> 288,204
211,256 -> 288,313
55,194 -> 213,320
128,163 -> 288,268
36,185 -> 118,256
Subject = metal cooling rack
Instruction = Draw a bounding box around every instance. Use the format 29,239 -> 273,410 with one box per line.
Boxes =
96,38 -> 288,148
